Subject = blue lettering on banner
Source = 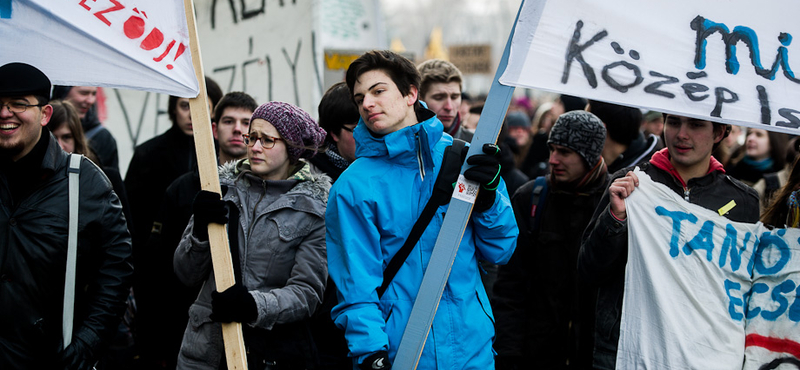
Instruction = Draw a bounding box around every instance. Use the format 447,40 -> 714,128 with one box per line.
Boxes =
753,230 -> 791,275
1,0 -> 11,19
560,18 -> 800,125
684,220 -> 716,261
724,279 -> 745,321
734,280 -> 800,322
719,224 -> 758,273
744,283 -> 769,320
655,206 -> 698,258
691,16 -> 799,83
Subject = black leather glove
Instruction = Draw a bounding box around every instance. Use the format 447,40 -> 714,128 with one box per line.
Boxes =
191,190 -> 228,241
463,143 -> 502,212
59,336 -> 96,370
359,351 -> 391,370
211,283 -> 257,323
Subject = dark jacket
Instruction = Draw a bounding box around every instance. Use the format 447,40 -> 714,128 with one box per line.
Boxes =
140,169 -> 202,369
124,125 -> 196,362
82,107 -> 119,173
494,171 -> 608,370
606,132 -> 662,174
0,132 -> 133,369
578,151 -> 759,370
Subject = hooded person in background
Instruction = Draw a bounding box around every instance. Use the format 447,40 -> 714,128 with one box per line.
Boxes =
52,85 -> 120,172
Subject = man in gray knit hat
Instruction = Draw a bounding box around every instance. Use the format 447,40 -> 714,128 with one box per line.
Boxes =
494,110 -> 609,370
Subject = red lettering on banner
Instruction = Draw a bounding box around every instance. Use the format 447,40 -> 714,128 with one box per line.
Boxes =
77,0 -> 188,70
140,28 -> 164,50
153,40 -> 176,62
79,0 -> 94,11
123,15 -> 145,39
94,0 -> 125,26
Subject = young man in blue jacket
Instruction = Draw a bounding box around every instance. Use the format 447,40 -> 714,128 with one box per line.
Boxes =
326,50 -> 519,369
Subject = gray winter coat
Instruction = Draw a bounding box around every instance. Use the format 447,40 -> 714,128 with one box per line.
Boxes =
173,160 -> 330,369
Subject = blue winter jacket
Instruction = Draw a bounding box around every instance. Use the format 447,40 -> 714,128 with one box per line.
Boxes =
326,109 -> 519,369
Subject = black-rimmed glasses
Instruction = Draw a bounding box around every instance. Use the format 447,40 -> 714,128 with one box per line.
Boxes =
242,133 -> 283,148
0,100 -> 44,114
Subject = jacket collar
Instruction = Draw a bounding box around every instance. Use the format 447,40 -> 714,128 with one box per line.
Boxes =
353,107 -> 442,168
649,148 -> 725,187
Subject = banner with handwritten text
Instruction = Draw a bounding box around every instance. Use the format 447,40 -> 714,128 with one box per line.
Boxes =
622,168 -> 799,369
500,0 -> 800,135
0,0 -> 198,97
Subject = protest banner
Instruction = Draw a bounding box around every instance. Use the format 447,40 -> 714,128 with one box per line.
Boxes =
622,168 -> 799,369
0,0 -> 198,97
500,0 -> 800,136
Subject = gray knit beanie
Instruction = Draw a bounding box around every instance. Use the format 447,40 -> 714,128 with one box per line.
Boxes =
250,101 -> 327,161
548,111 -> 606,166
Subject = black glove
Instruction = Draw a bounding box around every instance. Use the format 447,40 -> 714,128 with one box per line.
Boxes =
191,190 -> 228,241
359,351 -> 391,370
495,355 -> 524,370
463,143 -> 502,212
59,336 -> 95,370
211,283 -> 257,323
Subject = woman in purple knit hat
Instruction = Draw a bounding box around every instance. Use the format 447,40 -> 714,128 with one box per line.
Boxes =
174,101 -> 331,370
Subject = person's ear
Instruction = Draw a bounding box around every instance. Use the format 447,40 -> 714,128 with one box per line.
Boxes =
40,105 -> 53,127
212,121 -> 219,139
406,85 -> 418,107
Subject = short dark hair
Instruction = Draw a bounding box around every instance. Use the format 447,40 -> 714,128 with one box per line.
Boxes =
588,100 -> 642,146
318,82 -> 360,144
213,92 -> 257,124
417,59 -> 463,99
345,50 -> 421,108
168,76 -> 224,125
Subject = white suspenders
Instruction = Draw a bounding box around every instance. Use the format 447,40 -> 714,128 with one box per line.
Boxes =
63,153 -> 81,349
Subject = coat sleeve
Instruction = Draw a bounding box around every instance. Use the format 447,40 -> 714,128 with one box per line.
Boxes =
470,179 -> 519,265
492,181 -> 533,358
75,161 -> 133,353
173,216 -> 213,287
250,217 -> 327,330
326,181 -> 390,361
577,179 -> 629,286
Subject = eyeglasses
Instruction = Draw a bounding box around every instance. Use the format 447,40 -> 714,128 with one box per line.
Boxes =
242,133 -> 283,149
340,125 -> 356,133
0,100 -> 44,114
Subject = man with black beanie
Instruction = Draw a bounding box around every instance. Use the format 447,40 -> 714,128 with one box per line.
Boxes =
494,110 -> 609,369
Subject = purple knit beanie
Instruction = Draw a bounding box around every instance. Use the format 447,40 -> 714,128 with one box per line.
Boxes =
250,101 -> 327,161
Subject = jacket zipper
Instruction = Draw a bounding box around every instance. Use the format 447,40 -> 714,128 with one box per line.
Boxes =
683,187 -> 690,201
416,133 -> 425,180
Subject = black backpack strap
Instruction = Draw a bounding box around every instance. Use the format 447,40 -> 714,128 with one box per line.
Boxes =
528,176 -> 548,234
378,139 -> 467,298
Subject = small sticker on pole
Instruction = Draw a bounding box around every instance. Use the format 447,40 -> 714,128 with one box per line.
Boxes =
452,174 -> 479,203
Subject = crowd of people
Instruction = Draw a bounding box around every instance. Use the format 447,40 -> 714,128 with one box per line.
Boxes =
1,47 -> 799,370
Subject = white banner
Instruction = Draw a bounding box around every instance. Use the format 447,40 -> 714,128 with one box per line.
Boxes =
0,0 -> 198,97
623,168 -> 800,369
500,0 -> 800,135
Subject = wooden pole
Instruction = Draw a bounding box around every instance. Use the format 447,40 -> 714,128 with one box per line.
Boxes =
182,0 -> 248,369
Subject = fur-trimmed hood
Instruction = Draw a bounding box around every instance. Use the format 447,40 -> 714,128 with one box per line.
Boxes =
218,158 -> 331,205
